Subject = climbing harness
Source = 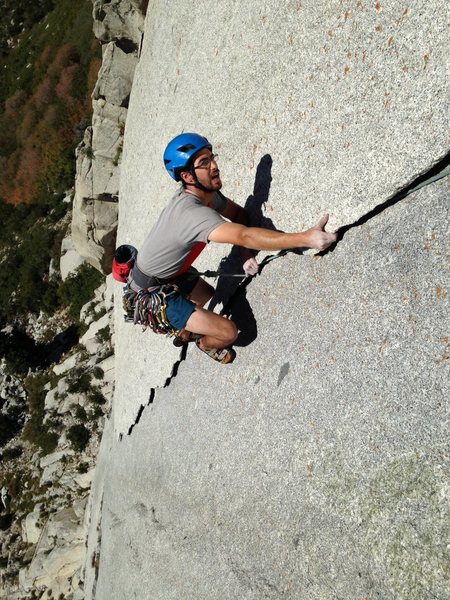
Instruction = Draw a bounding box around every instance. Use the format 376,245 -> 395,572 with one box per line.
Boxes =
122,283 -> 179,336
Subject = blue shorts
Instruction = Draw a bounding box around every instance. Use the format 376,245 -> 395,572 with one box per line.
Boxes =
165,272 -> 198,330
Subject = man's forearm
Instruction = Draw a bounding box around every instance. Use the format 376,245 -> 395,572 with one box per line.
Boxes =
240,227 -> 311,251
209,214 -> 337,252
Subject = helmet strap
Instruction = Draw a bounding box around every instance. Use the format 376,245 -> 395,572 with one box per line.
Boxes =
188,168 -> 216,193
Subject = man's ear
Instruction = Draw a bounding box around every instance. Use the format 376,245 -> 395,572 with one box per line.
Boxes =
180,170 -> 195,185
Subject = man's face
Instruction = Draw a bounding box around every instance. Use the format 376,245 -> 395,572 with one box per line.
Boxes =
190,148 -> 222,190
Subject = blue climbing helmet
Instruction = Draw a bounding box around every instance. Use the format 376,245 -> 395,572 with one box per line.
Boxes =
163,133 -> 212,181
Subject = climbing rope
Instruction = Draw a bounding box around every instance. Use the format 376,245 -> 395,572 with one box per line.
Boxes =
193,249 -> 291,279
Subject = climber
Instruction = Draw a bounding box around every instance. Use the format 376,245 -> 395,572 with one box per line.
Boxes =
131,133 -> 337,364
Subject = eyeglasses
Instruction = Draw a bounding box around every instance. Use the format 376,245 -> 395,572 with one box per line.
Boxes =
193,153 -> 219,170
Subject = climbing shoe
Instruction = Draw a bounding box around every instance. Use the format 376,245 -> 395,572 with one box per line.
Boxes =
195,339 -> 236,364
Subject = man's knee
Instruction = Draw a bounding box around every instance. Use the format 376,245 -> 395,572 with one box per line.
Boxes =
221,318 -> 238,344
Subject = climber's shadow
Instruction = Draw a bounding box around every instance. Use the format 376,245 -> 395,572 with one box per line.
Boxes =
208,154 -> 277,347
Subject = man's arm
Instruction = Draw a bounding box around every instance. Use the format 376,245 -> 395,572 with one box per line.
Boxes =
209,214 -> 337,252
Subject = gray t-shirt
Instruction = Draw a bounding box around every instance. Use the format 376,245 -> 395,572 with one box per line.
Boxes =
136,188 -> 226,279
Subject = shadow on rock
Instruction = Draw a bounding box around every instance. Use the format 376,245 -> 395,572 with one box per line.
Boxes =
221,281 -> 257,347
244,153 -> 277,230
208,154 -> 277,346
209,154 -> 277,309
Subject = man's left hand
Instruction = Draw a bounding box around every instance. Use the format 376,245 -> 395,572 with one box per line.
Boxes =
243,257 -> 259,277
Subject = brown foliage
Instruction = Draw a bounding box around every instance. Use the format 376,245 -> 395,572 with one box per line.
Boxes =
11,147 -> 41,203
0,155 -> 14,198
55,64 -> 79,103
17,107 -> 38,145
41,105 -> 58,128
87,57 -> 102,98
4,89 -> 27,116
1,37 -> 95,204
32,77 -> 54,111
48,43 -> 80,77
36,45 -> 52,68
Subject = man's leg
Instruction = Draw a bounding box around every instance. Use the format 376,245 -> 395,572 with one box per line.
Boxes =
184,307 -> 237,350
177,278 -> 214,342
173,277 -> 236,349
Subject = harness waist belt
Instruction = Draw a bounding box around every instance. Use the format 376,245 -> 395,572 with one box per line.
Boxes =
131,264 -> 167,289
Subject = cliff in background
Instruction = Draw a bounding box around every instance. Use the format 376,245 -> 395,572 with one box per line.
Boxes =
86,2 -> 448,599
71,0 -> 147,273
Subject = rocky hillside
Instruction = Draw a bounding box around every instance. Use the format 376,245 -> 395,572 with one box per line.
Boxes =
0,1 -> 147,598
0,279 -> 114,600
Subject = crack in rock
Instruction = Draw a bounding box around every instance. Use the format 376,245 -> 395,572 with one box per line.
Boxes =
122,345 -> 188,439
318,151 -> 450,257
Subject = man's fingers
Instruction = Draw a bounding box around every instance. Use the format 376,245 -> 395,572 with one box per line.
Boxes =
243,257 -> 259,276
315,213 -> 330,230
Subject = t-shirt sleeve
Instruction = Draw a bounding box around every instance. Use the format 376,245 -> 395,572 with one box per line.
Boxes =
182,202 -> 226,244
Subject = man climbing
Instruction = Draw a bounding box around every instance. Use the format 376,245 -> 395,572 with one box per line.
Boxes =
131,133 -> 337,364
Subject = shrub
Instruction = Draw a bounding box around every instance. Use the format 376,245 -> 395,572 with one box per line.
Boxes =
0,206 -> 63,323
23,421 -> 58,455
67,424 -> 89,452
91,366 -> 104,379
67,369 -> 91,394
22,373 -> 59,455
75,405 -> 87,422
95,326 -> 111,344
2,445 -> 23,461
58,264 -> 104,321
88,387 -> 106,406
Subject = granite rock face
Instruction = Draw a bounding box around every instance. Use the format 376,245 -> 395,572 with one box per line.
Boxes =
114,0 -> 449,432
98,179 -> 449,600
60,233 -> 85,281
88,1 -> 449,598
20,501 -> 87,598
118,0 -> 448,242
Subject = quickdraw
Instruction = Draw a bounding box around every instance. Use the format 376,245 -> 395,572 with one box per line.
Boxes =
122,283 -> 179,336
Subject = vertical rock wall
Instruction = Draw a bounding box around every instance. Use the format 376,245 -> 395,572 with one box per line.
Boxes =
71,0 -> 147,273
89,1 -> 449,598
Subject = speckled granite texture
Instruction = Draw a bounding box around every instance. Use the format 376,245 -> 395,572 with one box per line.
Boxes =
89,2 -> 449,598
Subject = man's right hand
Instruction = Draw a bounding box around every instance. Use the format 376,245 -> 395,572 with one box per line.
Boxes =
303,214 -> 337,251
